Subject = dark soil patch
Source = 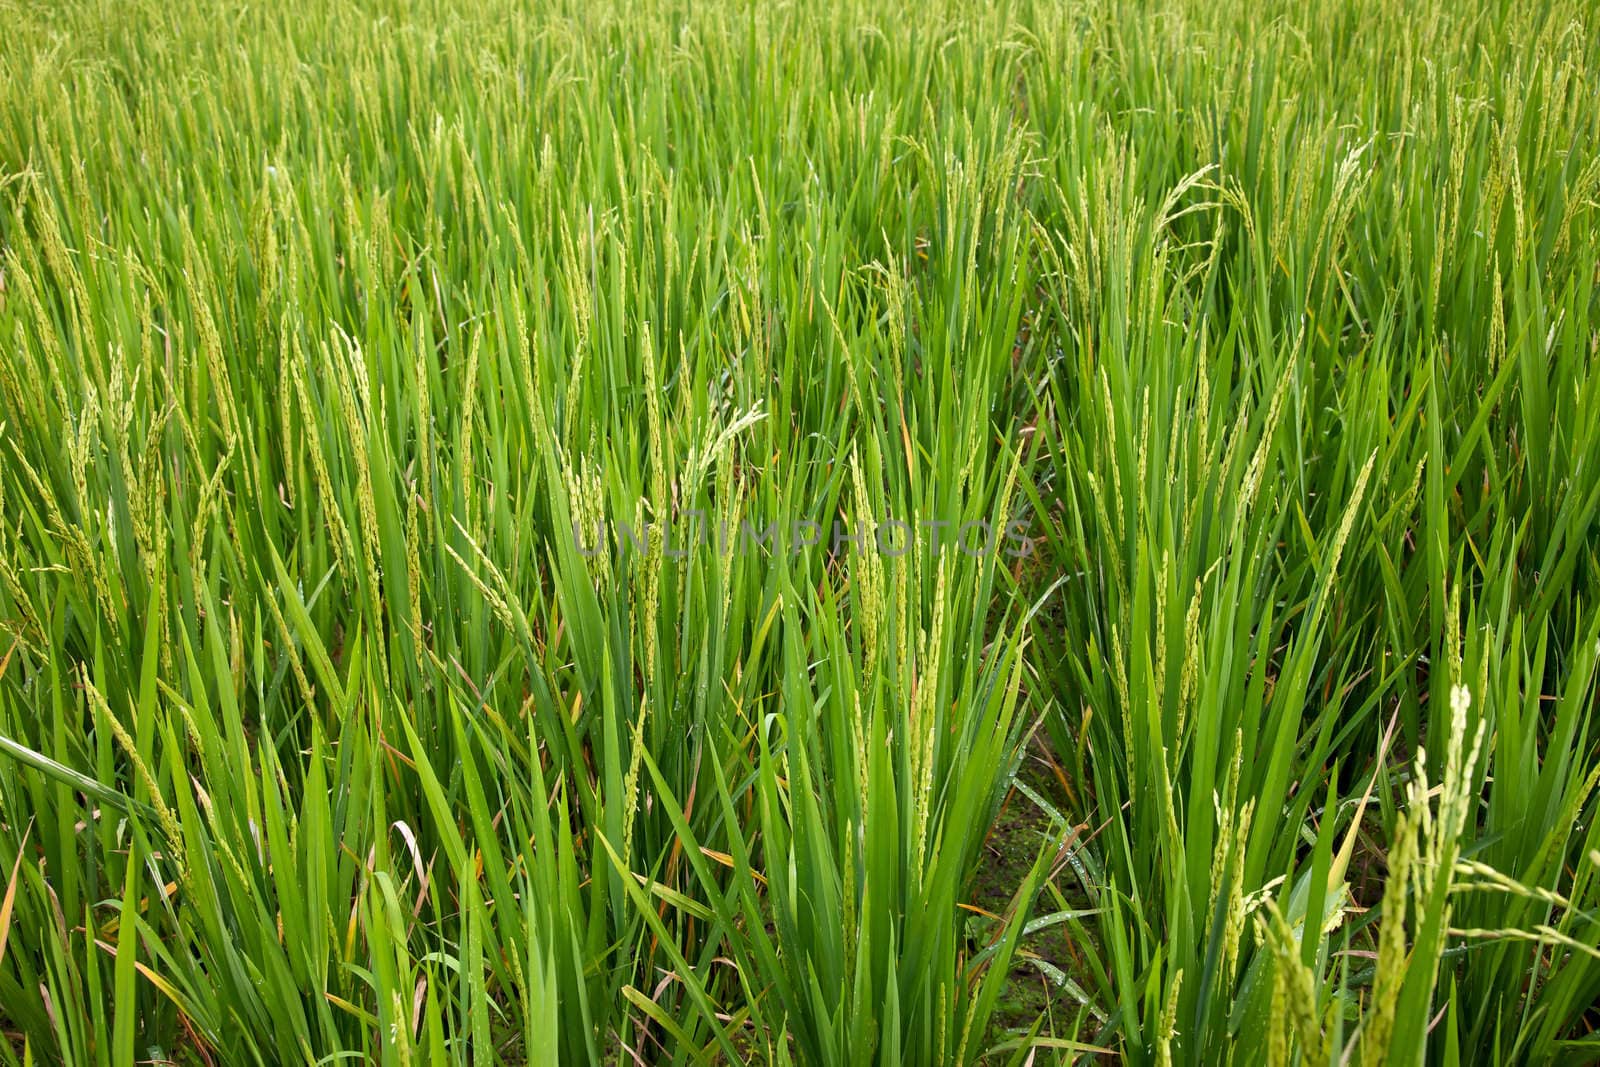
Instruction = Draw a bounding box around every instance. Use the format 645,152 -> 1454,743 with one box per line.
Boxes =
971,732 -> 1107,1062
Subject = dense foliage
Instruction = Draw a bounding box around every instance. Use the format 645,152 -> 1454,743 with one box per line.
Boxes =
1,0 -> 1598,1062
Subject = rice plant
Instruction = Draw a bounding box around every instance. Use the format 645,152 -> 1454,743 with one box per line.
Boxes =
0,0 -> 1597,1063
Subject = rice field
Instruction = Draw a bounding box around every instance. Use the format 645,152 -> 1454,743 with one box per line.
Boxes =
1,0 -> 1599,1062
